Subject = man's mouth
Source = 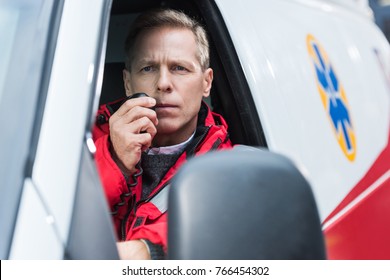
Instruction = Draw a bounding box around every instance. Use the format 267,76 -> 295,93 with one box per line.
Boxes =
155,103 -> 176,108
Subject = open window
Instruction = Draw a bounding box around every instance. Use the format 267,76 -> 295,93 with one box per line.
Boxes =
67,0 -> 270,260
100,0 -> 267,147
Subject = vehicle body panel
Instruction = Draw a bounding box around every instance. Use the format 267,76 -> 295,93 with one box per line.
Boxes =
215,0 -> 390,258
8,0 -> 112,259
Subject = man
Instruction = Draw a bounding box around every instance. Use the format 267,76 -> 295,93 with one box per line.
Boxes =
93,9 -> 232,259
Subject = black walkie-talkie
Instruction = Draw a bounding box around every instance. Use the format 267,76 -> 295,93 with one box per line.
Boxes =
122,92 -> 155,110
126,92 -> 149,99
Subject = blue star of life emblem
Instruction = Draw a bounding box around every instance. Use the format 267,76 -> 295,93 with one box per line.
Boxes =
307,34 -> 356,161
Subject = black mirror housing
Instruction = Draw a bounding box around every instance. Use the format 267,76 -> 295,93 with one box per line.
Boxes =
168,147 -> 326,260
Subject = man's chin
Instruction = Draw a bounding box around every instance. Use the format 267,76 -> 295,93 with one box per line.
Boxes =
156,122 -> 178,135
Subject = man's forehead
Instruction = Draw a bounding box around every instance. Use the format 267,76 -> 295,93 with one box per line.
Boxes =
135,26 -> 194,45
133,29 -> 198,56
129,26 -> 202,70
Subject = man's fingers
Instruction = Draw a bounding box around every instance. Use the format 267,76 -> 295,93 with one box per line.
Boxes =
133,133 -> 153,151
118,106 -> 158,127
130,116 -> 157,137
115,96 -> 156,118
108,98 -> 157,173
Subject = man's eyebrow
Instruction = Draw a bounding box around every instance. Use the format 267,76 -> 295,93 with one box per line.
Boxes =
170,59 -> 192,65
136,58 -> 192,64
135,58 -> 156,65
168,59 -> 198,70
133,58 -> 198,69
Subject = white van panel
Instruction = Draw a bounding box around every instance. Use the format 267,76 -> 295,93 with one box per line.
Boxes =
216,0 -> 390,220
32,0 -> 106,243
10,179 -> 63,259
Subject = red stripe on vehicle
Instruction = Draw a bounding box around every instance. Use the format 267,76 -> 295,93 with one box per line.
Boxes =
324,130 -> 390,224
323,175 -> 390,259
322,129 -> 390,259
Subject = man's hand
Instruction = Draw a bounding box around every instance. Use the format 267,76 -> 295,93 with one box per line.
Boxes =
117,240 -> 151,260
109,96 -> 157,175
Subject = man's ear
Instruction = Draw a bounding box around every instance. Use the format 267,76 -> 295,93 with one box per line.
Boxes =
123,69 -> 132,96
203,68 -> 213,98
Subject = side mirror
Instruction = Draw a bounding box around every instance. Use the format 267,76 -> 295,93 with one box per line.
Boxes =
168,147 -> 326,259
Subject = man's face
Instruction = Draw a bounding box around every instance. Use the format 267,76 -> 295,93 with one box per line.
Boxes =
123,27 -> 213,147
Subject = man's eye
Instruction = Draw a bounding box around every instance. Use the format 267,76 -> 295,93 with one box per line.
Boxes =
142,66 -> 153,72
174,65 -> 186,71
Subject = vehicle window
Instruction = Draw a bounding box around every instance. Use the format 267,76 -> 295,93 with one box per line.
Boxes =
0,7 -> 18,104
0,0 -> 58,259
102,0 -> 265,146
91,0 -> 266,258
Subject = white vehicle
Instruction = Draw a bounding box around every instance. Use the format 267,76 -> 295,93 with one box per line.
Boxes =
1,0 -> 389,259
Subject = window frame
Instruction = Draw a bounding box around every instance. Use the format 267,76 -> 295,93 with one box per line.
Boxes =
0,0 -> 64,259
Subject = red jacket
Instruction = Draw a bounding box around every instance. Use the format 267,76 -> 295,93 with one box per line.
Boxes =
93,99 -> 232,256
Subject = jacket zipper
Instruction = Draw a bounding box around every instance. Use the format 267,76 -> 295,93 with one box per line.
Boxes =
186,125 -> 211,158
194,125 -> 211,148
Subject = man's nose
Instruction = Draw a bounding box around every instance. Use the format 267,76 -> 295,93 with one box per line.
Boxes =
157,68 -> 172,92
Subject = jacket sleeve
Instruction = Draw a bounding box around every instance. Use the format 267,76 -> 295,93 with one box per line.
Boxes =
128,207 -> 168,258
94,134 -> 129,209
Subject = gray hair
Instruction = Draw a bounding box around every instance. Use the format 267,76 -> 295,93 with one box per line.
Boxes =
124,9 -> 210,71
